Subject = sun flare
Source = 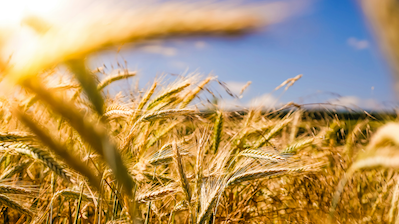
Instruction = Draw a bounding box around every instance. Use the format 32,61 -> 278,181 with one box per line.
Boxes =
0,0 -> 65,27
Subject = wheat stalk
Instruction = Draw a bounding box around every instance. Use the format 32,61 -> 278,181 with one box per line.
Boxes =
16,84 -> 135,202
360,0 -> 399,92
67,59 -> 105,115
6,3 -> 263,84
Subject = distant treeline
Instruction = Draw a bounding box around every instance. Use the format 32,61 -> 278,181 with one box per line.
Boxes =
201,109 -> 398,121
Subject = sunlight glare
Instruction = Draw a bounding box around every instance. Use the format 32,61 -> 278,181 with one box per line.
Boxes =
0,0 -> 64,26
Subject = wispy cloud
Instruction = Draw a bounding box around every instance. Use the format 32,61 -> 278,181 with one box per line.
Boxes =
328,96 -> 380,110
259,0 -> 314,25
347,37 -> 369,50
220,95 -> 386,111
249,94 -> 281,108
220,93 -> 282,111
169,60 -> 188,70
225,81 -> 249,95
138,44 -> 177,56
194,41 -> 207,49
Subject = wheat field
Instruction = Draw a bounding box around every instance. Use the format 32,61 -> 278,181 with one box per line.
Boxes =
0,1 -> 398,223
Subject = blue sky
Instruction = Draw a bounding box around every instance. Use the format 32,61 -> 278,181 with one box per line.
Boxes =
89,0 -> 396,111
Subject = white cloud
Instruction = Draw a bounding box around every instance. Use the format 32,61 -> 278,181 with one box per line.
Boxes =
220,93 -> 282,111
347,37 -> 369,50
249,94 -> 281,108
169,60 -> 188,70
194,41 -> 207,49
219,99 -> 245,111
259,0 -> 314,25
219,95 -> 387,111
225,81 -> 248,95
139,45 -> 177,56
328,96 -> 380,110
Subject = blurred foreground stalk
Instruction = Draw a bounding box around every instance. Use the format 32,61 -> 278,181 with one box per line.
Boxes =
360,0 -> 399,93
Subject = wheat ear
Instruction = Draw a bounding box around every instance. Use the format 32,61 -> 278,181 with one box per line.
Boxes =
389,180 -> 399,223
0,161 -> 31,180
142,172 -> 173,184
195,133 -> 207,216
212,111 -> 223,154
15,109 -> 101,189
147,82 -> 190,110
142,109 -> 195,122
240,149 -> 286,162
138,82 -> 158,110
0,142 -> 72,182
226,167 -> 307,187
51,189 -> 92,203
254,117 -> 292,148
174,200 -> 189,212
197,179 -> 222,224
147,143 -> 190,165
0,132 -> 34,142
289,109 -> 302,142
19,80 -> 135,199
49,83 -> 81,90
0,194 -> 33,217
97,71 -> 137,91
121,82 -> 158,148
0,184 -> 33,194
180,77 -> 212,108
102,109 -> 135,120
330,154 -> 399,221
146,121 -> 180,148
122,109 -> 189,151
172,141 -> 192,204
136,187 -> 176,203
344,119 -> 368,158
282,137 -> 314,154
